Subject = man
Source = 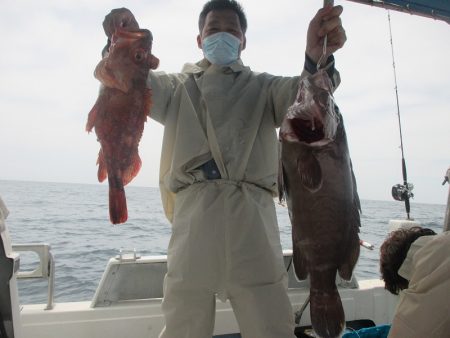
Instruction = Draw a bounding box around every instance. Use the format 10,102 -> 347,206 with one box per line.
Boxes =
380,226 -> 450,338
148,1 -> 346,337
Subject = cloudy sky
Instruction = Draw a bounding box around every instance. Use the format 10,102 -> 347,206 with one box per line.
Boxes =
0,0 -> 449,205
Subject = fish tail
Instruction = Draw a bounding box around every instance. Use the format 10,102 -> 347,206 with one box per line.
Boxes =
310,286 -> 345,338
108,178 -> 128,224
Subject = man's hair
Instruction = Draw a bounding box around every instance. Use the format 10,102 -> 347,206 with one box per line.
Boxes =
379,226 -> 436,295
198,0 -> 247,33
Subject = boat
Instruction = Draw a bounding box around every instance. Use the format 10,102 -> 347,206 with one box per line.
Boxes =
1,1 -> 449,337
1,234 -> 400,338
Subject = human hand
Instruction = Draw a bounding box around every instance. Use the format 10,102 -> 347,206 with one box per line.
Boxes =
103,8 -> 139,39
101,8 -> 140,58
305,5 -> 346,65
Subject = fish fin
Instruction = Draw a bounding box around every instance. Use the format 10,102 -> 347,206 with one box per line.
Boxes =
348,156 -> 362,214
338,233 -> 360,281
86,101 -> 99,132
94,58 -> 130,93
277,147 -> 287,204
297,151 -> 322,192
339,114 -> 361,216
143,88 -> 153,117
310,286 -> 345,338
338,160 -> 362,280
339,193 -> 362,280
109,185 -> 128,224
97,149 -> 107,183
292,246 -> 308,280
123,152 -> 142,186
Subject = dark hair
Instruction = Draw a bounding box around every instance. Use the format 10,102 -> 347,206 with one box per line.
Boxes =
199,0 -> 247,33
379,226 -> 436,295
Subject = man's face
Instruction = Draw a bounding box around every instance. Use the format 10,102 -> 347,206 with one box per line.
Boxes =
197,9 -> 246,53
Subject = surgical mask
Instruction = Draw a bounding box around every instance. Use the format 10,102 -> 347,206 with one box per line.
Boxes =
202,32 -> 241,65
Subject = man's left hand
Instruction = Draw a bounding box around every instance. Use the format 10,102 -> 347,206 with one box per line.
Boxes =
306,5 -> 346,65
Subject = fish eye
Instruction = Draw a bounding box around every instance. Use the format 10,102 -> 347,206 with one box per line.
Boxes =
134,50 -> 144,62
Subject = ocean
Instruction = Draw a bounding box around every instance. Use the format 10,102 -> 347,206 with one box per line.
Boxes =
0,179 -> 446,305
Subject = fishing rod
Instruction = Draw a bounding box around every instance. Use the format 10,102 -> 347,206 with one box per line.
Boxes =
387,11 -> 414,220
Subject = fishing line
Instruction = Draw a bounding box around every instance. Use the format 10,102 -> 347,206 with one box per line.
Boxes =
387,10 -> 414,220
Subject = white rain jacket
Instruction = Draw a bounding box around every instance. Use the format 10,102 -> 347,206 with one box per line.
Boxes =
389,231 -> 450,338
149,58 -> 313,222
148,58 -> 340,338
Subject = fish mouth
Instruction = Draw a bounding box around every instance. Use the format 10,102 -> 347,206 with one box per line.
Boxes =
113,28 -> 153,42
112,28 -> 159,70
289,117 -> 325,143
280,68 -> 339,146
280,117 -> 334,147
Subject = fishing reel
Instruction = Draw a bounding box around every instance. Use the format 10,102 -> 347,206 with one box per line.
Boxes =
391,183 -> 414,202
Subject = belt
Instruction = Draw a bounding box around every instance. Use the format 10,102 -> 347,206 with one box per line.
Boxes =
197,159 -> 222,180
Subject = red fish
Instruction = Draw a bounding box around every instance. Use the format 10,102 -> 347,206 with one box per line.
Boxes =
86,28 -> 159,224
279,69 -> 360,338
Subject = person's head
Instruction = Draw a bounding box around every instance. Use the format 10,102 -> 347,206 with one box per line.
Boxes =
379,226 -> 436,295
197,0 -> 247,65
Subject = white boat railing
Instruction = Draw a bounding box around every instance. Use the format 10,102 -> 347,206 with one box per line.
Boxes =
11,245 -> 360,311
12,244 -> 54,310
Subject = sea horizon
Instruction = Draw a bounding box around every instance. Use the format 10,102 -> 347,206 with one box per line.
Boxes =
1,178 -> 446,207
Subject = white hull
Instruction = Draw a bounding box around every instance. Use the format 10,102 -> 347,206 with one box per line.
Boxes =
19,279 -> 397,338
15,249 -> 398,338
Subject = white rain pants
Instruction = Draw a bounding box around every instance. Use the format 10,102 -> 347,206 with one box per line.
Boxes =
158,180 -> 295,338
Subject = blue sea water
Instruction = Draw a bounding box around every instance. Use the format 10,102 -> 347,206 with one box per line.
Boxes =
0,179 -> 446,305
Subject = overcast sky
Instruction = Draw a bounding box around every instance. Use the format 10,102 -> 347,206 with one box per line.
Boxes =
0,0 -> 449,205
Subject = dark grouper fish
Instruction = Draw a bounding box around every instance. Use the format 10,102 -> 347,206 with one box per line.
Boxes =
86,24 -> 159,224
279,69 -> 361,338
